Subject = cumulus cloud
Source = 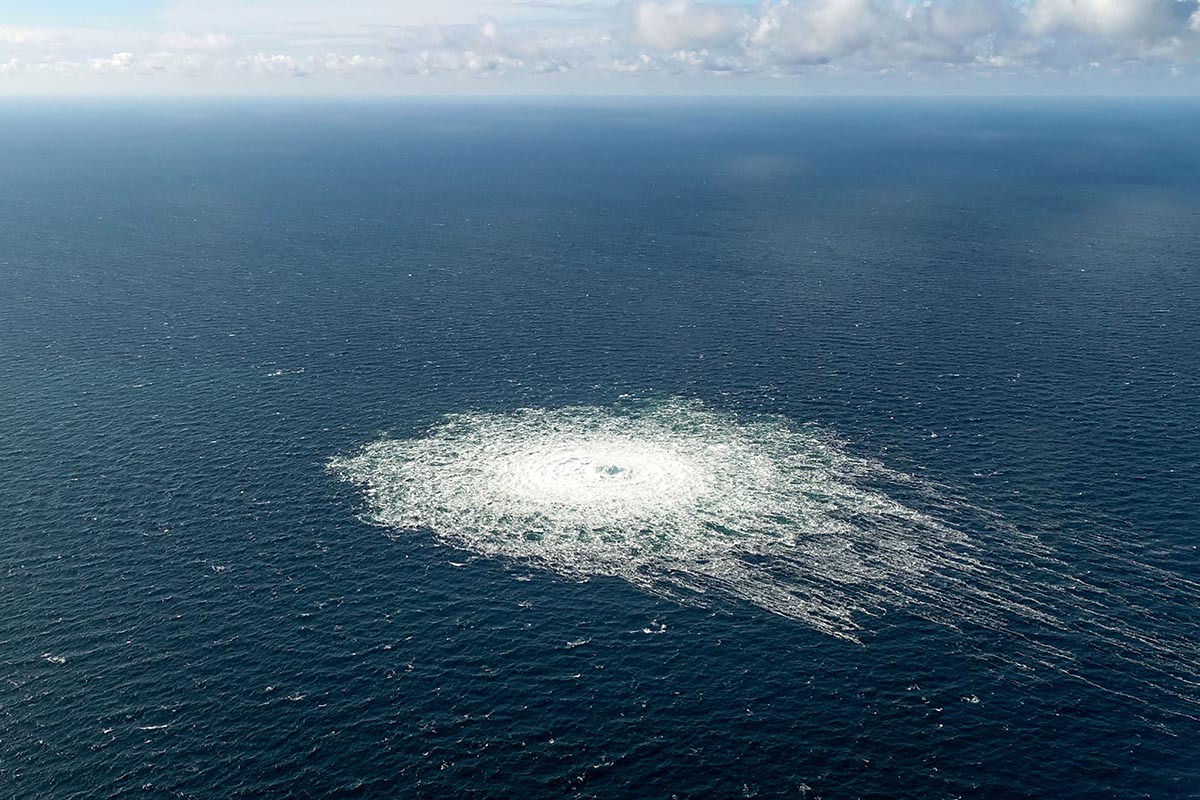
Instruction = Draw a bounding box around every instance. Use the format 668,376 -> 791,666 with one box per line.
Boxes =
735,0 -> 1027,67
389,19 -> 584,76
403,23 -> 524,75
1028,0 -> 1196,40
414,48 -> 523,74
749,0 -> 881,64
239,52 -> 316,77
324,53 -> 390,73
90,52 -> 137,73
628,1 -> 745,50
3,0 -> 1200,91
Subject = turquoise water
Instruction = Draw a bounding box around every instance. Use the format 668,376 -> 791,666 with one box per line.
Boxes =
1,100 -> 1198,798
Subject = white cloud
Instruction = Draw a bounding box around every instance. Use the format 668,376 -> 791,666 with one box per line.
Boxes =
239,52 -> 316,77
609,52 -> 656,72
157,32 -> 235,51
3,0 -> 1200,92
0,26 -> 75,48
749,0 -> 880,64
324,53 -> 390,73
1027,0 -> 1196,40
412,46 -> 524,75
395,19 -> 582,76
90,52 -> 137,73
628,1 -> 744,50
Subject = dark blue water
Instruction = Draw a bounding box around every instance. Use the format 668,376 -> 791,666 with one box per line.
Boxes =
2,99 -> 1198,798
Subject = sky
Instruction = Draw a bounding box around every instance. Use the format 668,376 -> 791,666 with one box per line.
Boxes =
1,0 -> 1198,95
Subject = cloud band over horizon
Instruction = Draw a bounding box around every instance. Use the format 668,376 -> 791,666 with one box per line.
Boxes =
2,0 -> 1199,94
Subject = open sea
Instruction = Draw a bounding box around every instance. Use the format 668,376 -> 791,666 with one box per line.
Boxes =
1,99 -> 1198,798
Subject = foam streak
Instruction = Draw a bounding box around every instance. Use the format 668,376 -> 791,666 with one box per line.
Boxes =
331,398 -> 1200,717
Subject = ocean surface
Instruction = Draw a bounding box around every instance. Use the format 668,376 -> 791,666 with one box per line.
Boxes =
1,99 -> 1198,799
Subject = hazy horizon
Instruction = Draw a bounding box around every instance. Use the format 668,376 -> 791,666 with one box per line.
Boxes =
3,0 -> 1200,97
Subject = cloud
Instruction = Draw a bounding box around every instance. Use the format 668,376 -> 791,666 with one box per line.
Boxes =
1027,0 -> 1197,41
749,0 -> 880,64
414,48 -> 523,74
157,32 -> 235,51
628,1 -> 744,50
90,52 -> 137,73
3,0 -> 1200,92
324,53 -> 390,73
239,52 -> 316,77
389,19 -> 584,76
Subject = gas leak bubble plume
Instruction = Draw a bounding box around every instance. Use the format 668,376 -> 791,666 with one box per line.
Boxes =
331,398 -> 965,638
331,398 -> 1200,712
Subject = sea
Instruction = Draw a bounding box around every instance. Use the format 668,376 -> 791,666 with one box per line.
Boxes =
1,98 -> 1198,798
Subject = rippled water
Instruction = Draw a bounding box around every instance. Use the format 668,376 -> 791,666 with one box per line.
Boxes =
2,100 -> 1199,798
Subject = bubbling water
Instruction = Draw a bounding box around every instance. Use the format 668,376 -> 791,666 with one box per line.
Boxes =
330,399 -> 983,638
331,397 -> 1200,716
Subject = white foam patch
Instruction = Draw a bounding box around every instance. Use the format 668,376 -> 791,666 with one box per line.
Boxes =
331,398 -> 1200,717
331,399 -> 994,639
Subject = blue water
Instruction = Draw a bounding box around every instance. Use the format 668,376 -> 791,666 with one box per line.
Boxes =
2,99 -> 1198,798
